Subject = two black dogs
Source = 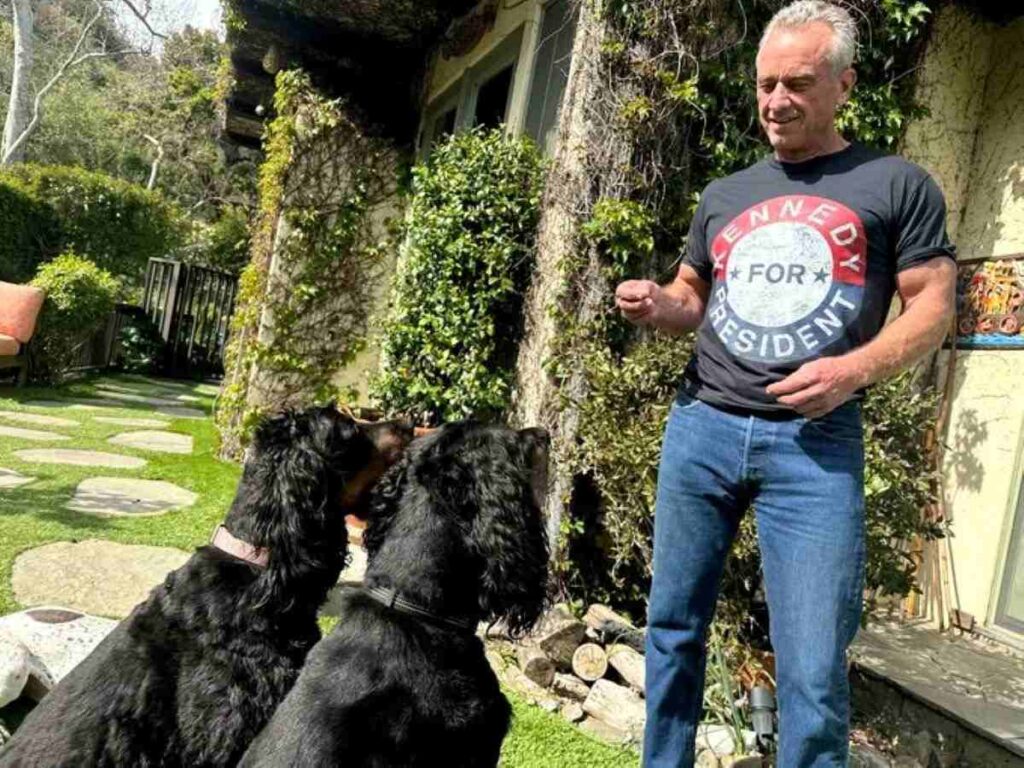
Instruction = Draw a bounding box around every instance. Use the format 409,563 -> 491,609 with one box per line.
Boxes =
0,406 -> 550,767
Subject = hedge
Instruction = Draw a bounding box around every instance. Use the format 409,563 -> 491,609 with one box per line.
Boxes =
0,164 -> 186,286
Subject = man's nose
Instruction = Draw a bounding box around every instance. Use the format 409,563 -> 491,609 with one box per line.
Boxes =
766,83 -> 792,110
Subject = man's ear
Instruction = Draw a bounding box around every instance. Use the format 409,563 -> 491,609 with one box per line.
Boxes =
837,67 -> 857,106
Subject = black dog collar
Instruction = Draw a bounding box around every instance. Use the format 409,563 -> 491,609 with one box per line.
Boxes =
363,586 -> 479,635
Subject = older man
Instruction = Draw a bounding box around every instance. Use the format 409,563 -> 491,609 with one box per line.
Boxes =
615,2 -> 956,766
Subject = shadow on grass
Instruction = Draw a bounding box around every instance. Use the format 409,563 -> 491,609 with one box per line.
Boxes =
0,486 -> 116,533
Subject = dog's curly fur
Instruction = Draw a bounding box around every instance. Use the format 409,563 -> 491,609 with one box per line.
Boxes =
0,405 -> 407,768
238,421 -> 551,768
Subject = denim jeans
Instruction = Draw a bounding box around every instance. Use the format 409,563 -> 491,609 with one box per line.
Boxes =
643,393 -> 866,768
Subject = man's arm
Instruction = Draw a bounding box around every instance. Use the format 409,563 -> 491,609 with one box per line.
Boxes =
766,257 -> 956,418
614,263 -> 711,334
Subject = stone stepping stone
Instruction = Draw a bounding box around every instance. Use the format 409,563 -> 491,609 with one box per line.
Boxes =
12,540 -> 190,619
156,406 -> 205,420
24,399 -> 110,411
15,449 -> 147,469
93,416 -> 170,429
108,430 -> 193,455
0,468 -> 35,489
0,410 -> 77,428
0,633 -> 51,708
0,607 -> 117,687
0,425 -> 70,442
67,477 -> 197,517
95,382 -> 145,395
93,390 -> 181,408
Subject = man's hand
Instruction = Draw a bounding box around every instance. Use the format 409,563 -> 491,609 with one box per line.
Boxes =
615,279 -> 662,326
766,356 -> 865,418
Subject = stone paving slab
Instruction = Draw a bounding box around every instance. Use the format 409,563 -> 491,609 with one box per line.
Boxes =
0,410 -> 78,428
852,620 -> 1024,757
13,540 -> 190,619
0,607 -> 117,685
24,399 -> 111,411
0,425 -> 70,442
108,430 -> 193,455
0,633 -> 51,708
67,477 -> 197,517
93,390 -> 182,408
15,449 -> 147,469
155,406 -> 205,420
92,416 -> 170,428
0,468 -> 35,489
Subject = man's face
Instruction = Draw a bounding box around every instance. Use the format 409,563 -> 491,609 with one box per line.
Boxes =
755,22 -> 855,158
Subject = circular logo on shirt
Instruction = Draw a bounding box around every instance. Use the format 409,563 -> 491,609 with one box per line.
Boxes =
707,195 -> 867,363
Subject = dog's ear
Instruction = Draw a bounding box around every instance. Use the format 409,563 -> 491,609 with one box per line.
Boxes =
243,407 -> 361,610
470,441 -> 550,637
362,452 -> 409,558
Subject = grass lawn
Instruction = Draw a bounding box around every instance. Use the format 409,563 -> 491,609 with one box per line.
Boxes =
0,373 -> 639,766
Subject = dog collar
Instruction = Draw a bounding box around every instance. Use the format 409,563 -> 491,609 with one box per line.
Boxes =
363,586 -> 478,635
210,525 -> 269,568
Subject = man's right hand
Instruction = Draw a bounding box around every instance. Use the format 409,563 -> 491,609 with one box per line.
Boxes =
615,279 -> 662,325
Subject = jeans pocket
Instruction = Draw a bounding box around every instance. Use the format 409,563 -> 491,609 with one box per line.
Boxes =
674,392 -> 702,411
801,404 -> 863,444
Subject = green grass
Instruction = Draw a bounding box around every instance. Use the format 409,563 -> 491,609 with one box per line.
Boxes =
0,373 -> 239,617
0,374 -> 640,765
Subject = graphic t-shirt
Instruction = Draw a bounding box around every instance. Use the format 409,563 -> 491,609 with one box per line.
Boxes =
680,142 -> 955,414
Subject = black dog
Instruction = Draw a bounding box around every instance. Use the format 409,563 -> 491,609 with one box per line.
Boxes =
0,405 -> 412,768
238,421 -> 551,767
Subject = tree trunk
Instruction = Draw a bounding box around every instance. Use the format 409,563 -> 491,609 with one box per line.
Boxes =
2,0 -> 34,165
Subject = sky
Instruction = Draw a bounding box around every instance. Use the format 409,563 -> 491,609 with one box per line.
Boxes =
116,0 -> 224,46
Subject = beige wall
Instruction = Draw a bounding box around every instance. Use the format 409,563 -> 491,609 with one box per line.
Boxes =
903,7 -> 1024,635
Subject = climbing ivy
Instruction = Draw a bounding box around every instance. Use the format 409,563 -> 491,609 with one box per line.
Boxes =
216,71 -> 398,457
372,128 -> 545,424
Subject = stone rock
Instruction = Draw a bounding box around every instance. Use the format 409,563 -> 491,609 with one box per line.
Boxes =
696,724 -> 738,756
15,449 -> 146,469
531,604 -> 586,668
607,643 -> 645,694
850,743 -> 893,768
0,425 -> 70,442
517,644 -> 555,688
0,634 -> 52,708
108,430 -> 193,455
67,477 -> 197,517
0,410 -> 77,428
538,699 -> 559,713
0,468 -> 34,489
0,607 -> 116,683
578,715 -> 630,746
561,701 -> 585,723
552,672 -> 591,701
93,417 -> 170,428
582,679 -> 645,740
13,540 -> 189,618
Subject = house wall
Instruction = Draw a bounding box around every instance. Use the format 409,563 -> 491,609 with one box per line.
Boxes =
902,6 -> 1024,638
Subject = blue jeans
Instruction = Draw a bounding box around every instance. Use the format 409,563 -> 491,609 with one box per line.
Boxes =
643,394 -> 865,768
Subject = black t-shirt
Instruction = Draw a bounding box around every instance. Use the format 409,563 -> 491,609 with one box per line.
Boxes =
680,142 -> 955,414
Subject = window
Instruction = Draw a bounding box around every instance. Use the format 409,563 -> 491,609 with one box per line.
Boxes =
996,474 -> 1024,635
474,64 -> 515,129
524,0 -> 578,153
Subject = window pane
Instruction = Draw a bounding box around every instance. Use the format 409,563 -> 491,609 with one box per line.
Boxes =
475,64 -> 515,129
525,0 -> 577,152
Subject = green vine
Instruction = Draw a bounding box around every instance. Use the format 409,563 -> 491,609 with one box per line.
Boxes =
216,70 -> 398,457
372,128 -> 545,424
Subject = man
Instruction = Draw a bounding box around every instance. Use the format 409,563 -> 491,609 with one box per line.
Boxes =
615,2 -> 956,766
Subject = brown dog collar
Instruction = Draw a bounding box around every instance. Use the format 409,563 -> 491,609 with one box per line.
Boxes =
210,525 -> 269,568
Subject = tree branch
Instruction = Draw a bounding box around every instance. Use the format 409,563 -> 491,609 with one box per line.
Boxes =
120,0 -> 167,40
143,133 -> 164,189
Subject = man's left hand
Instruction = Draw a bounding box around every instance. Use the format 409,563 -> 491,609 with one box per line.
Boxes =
766,357 -> 864,419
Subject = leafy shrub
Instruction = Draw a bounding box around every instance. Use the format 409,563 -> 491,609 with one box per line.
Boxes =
0,182 -> 60,284
29,252 -> 121,384
372,128 -> 546,423
0,164 -> 187,286
113,308 -> 166,373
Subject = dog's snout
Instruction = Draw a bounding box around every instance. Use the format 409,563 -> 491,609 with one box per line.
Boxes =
365,419 -> 415,462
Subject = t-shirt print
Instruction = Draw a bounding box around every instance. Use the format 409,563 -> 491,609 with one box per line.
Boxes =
706,194 -> 866,364
678,143 -> 956,414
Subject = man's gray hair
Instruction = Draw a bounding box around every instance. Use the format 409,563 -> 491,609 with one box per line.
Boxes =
759,1 -> 858,75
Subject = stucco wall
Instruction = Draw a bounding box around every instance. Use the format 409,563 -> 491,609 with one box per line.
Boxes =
904,7 -> 1024,633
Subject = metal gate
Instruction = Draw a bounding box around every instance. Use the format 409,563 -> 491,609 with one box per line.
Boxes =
142,259 -> 239,377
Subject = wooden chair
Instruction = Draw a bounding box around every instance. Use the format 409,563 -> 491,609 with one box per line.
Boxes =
0,281 -> 46,386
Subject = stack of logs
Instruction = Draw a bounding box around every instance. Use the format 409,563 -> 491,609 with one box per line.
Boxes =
512,603 -> 647,743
